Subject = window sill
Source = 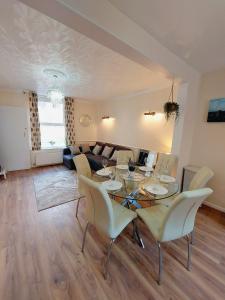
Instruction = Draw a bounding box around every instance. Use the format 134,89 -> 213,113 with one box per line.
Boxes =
32,147 -> 65,152
41,147 -> 65,150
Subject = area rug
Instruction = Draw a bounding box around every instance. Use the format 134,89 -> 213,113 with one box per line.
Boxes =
33,169 -> 80,211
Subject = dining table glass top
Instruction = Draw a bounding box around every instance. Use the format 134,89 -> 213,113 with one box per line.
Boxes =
93,165 -> 179,203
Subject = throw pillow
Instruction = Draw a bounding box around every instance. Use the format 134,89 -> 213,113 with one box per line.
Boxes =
69,145 -> 81,155
110,150 -> 118,161
102,146 -> 113,158
81,144 -> 91,153
92,144 -> 102,155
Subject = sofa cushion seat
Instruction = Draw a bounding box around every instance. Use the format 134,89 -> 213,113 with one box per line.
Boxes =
86,153 -> 116,171
63,154 -> 75,170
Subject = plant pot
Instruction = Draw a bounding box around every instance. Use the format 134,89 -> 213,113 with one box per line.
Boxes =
164,101 -> 179,120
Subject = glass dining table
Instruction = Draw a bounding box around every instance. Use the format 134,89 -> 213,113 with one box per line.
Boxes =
93,165 -> 179,208
93,165 -> 179,247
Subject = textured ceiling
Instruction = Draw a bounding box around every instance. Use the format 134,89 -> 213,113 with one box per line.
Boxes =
109,0 -> 225,72
0,0 -> 170,101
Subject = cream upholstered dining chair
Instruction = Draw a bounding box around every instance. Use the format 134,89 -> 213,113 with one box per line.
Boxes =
189,166 -> 214,191
117,150 -> 134,165
136,188 -> 213,284
73,154 -> 92,218
79,175 -> 137,279
154,153 -> 177,176
159,166 -> 214,208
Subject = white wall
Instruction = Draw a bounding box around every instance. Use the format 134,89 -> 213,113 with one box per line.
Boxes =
96,88 -> 175,153
0,90 -> 98,169
74,100 -> 97,143
0,90 -> 27,107
190,68 -> 225,211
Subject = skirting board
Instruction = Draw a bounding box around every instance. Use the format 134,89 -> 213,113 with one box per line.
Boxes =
204,201 -> 225,213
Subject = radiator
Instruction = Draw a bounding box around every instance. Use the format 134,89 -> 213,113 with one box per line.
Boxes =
35,150 -> 63,166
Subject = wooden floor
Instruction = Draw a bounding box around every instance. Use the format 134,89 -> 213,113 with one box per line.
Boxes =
1,165 -> 225,300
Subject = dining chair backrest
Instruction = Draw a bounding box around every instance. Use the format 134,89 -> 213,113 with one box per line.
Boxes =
154,153 -> 177,176
189,166 -> 214,191
79,175 -> 114,237
146,151 -> 158,168
73,154 -> 92,194
160,188 -> 213,242
117,150 -> 134,165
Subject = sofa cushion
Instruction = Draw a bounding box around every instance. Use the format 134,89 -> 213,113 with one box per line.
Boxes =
102,146 -> 113,158
86,153 -> 116,171
110,150 -> 118,161
92,144 -> 102,155
69,145 -> 81,155
81,144 -> 91,153
138,150 -> 149,166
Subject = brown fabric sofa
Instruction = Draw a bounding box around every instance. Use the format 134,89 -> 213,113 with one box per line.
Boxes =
63,141 -> 130,171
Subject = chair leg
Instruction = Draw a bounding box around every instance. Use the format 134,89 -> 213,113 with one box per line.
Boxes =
157,242 -> 163,285
190,230 -> 194,245
76,196 -> 81,218
81,222 -> 89,253
103,238 -> 116,279
187,234 -> 191,271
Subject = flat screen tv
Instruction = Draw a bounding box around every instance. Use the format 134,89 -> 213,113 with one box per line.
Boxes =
207,98 -> 225,122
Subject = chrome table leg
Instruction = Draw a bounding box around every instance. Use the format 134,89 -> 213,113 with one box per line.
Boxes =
81,222 -> 89,253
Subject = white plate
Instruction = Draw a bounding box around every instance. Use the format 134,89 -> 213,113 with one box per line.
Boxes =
144,184 -> 168,195
101,180 -> 122,191
116,164 -> 128,170
160,175 -> 176,183
139,166 -> 153,172
96,168 -> 112,177
122,172 -> 145,182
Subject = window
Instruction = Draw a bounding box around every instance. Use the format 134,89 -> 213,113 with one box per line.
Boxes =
38,97 -> 65,149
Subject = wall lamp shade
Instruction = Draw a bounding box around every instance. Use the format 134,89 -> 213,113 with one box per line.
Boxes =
102,116 -> 110,119
144,111 -> 156,116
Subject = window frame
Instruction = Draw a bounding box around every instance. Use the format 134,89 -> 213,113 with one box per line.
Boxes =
38,96 -> 66,150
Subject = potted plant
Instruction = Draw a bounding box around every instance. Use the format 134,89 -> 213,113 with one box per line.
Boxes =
164,81 -> 179,121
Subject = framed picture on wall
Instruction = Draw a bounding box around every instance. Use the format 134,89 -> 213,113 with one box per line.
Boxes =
207,98 -> 225,122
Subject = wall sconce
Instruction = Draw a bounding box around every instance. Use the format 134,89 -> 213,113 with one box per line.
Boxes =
102,116 -> 110,120
144,111 -> 156,116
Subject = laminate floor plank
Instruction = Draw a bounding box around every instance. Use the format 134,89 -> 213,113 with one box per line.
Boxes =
0,165 -> 225,300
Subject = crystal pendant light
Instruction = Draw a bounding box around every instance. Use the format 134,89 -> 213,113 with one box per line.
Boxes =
47,89 -> 64,107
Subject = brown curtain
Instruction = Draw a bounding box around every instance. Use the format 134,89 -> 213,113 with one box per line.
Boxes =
64,97 -> 75,146
28,91 -> 41,150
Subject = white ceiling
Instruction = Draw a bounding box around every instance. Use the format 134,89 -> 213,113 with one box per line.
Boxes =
109,0 -> 225,72
0,0 -> 170,101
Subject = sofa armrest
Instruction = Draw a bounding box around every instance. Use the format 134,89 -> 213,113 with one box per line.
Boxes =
63,147 -> 71,155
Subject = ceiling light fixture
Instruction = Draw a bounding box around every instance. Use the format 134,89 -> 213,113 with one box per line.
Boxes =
43,69 -> 66,106
47,89 -> 64,107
